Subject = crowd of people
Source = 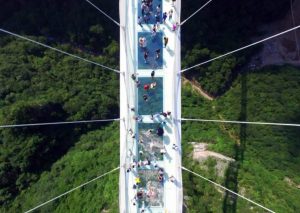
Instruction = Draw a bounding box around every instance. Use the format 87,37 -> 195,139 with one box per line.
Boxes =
139,35 -> 162,64
138,0 -> 178,27
127,0 -> 180,211
131,71 -> 158,102
130,165 -> 177,207
138,0 -> 179,66
126,109 -> 180,209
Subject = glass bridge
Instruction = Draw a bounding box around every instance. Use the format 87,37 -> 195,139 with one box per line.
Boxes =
119,0 -> 182,212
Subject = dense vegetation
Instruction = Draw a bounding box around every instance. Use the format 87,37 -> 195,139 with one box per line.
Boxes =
0,1 -> 121,210
0,37 -> 119,208
182,66 -> 300,212
1,123 -> 120,212
0,0 -> 298,212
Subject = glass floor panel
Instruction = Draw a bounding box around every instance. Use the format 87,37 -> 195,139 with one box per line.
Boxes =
138,123 -> 163,161
138,77 -> 163,115
137,169 -> 164,208
138,0 -> 163,25
138,32 -> 163,69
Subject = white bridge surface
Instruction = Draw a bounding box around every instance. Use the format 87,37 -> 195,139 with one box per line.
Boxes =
120,0 -> 182,212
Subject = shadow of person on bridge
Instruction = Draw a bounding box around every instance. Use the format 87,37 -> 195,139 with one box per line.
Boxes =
222,72 -> 247,213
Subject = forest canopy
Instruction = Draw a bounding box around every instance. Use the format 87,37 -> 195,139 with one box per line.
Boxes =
0,37 -> 119,207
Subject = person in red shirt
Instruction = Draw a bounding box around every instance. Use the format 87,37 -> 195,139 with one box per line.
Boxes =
144,84 -> 150,90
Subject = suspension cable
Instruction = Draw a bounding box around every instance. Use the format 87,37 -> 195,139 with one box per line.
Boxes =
0,28 -> 120,73
0,118 -> 120,128
24,167 -> 119,213
181,0 -> 213,26
181,118 -> 300,127
85,0 -> 120,27
182,166 -> 275,213
181,24 -> 300,73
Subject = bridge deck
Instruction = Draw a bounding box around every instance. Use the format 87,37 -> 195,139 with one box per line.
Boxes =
120,0 -> 182,212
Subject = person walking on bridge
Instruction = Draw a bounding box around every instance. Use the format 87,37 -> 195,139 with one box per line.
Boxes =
164,36 -> 169,48
152,24 -> 157,37
155,48 -> 161,59
169,9 -> 173,20
151,70 -> 155,79
144,51 -> 149,63
163,12 -> 167,23
156,4 -> 161,14
138,16 -> 143,28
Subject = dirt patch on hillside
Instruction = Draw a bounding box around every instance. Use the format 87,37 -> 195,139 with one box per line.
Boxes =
182,77 -> 215,101
190,142 -> 234,178
284,177 -> 300,189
